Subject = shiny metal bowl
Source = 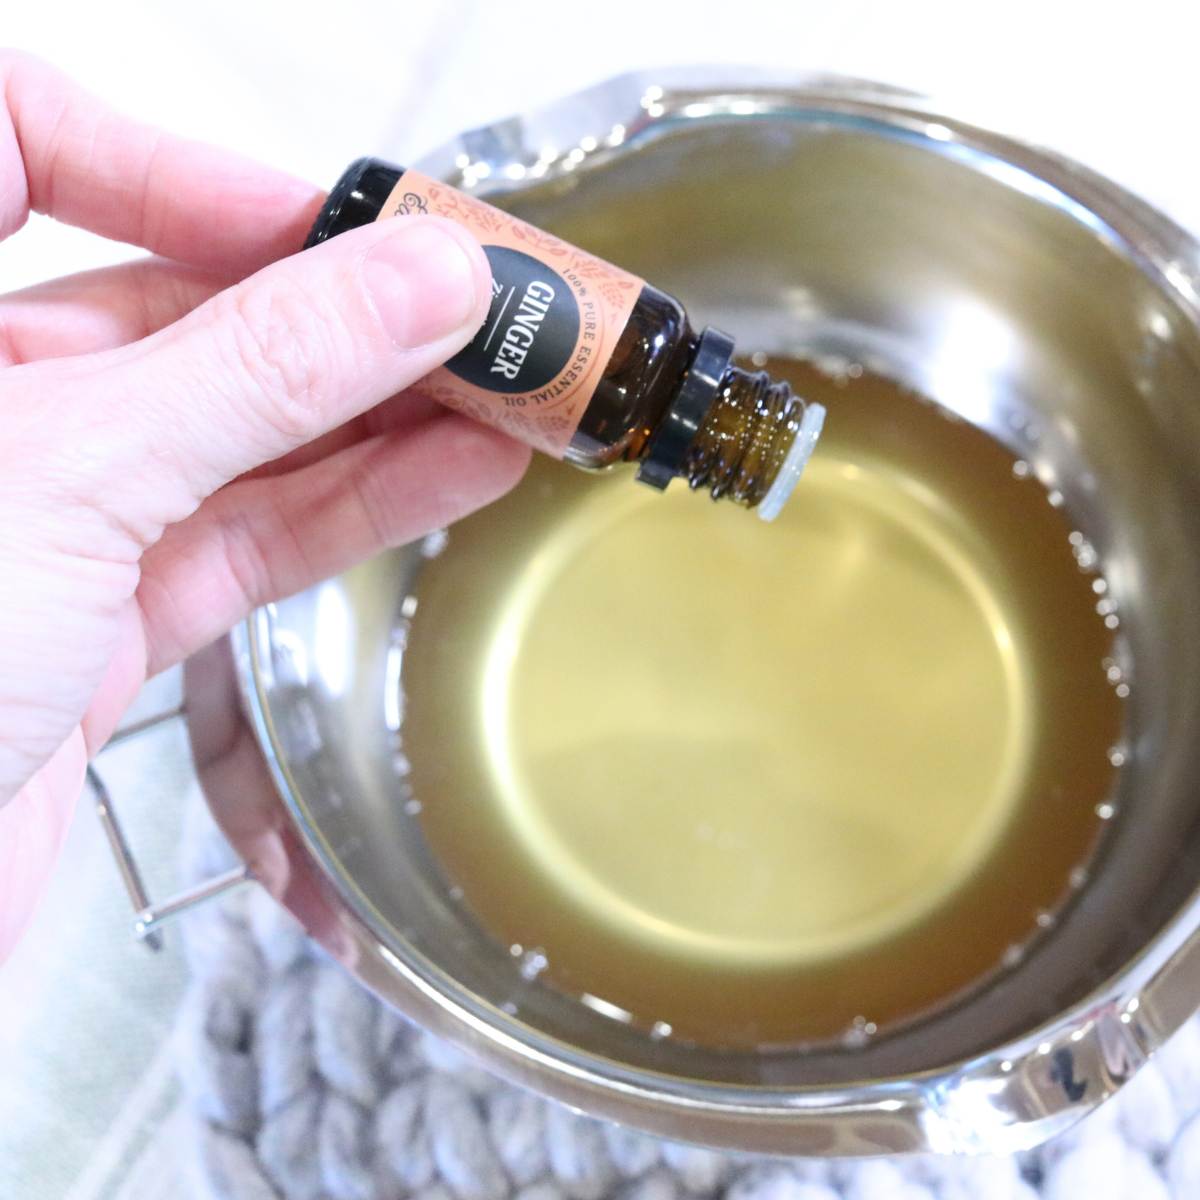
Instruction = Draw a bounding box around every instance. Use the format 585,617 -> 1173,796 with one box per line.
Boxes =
185,70 -> 1200,1155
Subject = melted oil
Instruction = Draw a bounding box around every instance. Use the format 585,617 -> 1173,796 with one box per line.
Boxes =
401,360 -> 1124,1049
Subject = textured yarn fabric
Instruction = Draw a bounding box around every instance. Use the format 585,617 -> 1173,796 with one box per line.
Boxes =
177,797 -> 1200,1200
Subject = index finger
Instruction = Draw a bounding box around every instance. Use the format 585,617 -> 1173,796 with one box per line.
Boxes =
0,50 -> 323,273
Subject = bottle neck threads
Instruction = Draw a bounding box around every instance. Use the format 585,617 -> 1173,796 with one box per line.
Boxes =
686,367 -> 808,508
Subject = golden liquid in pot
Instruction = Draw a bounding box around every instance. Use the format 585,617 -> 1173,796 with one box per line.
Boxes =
401,360 -> 1124,1049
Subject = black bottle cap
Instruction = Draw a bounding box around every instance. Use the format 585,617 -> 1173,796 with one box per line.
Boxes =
636,326 -> 735,491
304,158 -> 404,249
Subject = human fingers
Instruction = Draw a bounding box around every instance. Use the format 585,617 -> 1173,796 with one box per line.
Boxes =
237,390 -> 444,483
0,258 -> 225,365
1,215 -> 493,561
137,411 -> 529,673
0,50 -> 321,272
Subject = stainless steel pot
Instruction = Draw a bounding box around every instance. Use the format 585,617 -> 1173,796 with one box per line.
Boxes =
133,70 -> 1200,1155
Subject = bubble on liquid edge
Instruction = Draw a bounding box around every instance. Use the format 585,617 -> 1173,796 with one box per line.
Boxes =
1002,944 -> 1025,968
1074,543 -> 1099,570
840,1015 -> 877,1049
519,948 -> 549,981
421,529 -> 449,558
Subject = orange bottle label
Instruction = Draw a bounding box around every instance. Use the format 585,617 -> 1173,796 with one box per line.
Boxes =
377,170 -> 644,457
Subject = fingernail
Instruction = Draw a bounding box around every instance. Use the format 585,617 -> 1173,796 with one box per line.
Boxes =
363,221 -> 481,347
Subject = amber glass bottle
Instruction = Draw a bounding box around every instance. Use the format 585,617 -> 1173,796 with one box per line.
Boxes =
306,158 -> 824,520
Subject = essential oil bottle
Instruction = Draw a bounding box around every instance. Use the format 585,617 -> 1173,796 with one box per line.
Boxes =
306,158 -> 825,519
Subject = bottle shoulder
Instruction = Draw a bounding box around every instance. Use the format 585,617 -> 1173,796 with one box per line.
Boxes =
567,284 -> 696,468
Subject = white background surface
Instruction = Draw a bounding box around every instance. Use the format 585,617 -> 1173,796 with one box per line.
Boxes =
2,2 -> 1199,1196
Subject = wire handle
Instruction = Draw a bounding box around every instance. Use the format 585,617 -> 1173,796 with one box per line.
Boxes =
88,705 -> 252,950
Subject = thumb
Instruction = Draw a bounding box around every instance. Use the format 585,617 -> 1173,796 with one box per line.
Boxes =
14,214 -> 493,546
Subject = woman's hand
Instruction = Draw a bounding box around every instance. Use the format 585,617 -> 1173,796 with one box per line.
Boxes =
0,52 -> 530,957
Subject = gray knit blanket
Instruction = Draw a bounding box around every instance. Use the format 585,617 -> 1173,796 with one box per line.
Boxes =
177,792 -> 1200,1200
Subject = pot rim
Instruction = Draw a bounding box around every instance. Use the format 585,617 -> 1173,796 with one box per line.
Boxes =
229,67 -> 1200,1155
